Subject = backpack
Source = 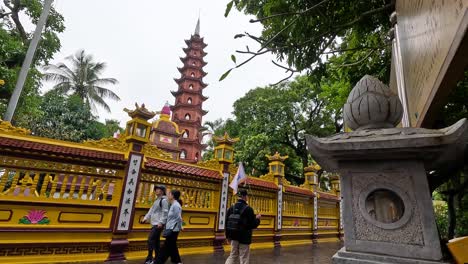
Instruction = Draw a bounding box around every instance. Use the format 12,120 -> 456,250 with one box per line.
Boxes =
226,203 -> 249,232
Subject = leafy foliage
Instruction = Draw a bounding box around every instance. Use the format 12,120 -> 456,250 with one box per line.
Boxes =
0,0 -> 65,124
208,75 -> 342,184
43,50 -> 120,113
223,0 -> 393,84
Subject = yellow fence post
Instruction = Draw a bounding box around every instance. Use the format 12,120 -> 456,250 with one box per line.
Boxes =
212,133 -> 239,252
106,104 -> 155,262
266,152 -> 288,248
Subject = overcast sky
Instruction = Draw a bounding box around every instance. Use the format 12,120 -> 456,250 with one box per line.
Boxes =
46,0 -> 286,126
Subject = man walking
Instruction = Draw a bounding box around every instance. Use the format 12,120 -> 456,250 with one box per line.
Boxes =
141,185 -> 169,264
225,189 -> 261,264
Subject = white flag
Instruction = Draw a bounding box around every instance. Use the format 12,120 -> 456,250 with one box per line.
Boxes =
229,162 -> 247,195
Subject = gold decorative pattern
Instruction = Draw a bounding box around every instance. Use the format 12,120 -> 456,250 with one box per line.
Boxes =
0,156 -> 122,177
266,152 -> 288,162
197,159 -> 222,171
138,173 -> 218,209
283,193 -> 313,217
259,173 -> 274,182
0,157 -> 123,202
0,244 -> 109,257
228,188 -> 275,214
142,144 -> 173,159
0,120 -> 31,135
228,164 -> 238,176
82,137 -> 128,152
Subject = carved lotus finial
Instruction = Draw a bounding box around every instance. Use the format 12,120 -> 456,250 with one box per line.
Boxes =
344,75 -> 403,130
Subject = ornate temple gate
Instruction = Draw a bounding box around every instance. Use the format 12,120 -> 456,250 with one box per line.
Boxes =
0,115 -> 341,263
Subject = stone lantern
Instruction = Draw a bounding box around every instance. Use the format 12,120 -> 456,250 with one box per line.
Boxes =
213,132 -> 239,166
123,103 -> 156,151
303,162 -> 321,192
266,152 -> 288,185
306,75 -> 468,264
329,173 -> 340,195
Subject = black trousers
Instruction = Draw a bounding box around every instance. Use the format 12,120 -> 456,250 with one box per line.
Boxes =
155,231 -> 181,264
147,225 -> 163,260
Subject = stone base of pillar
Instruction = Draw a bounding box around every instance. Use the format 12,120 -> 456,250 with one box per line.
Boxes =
213,232 -> 226,253
273,233 -> 281,248
338,231 -> 344,241
106,238 -> 128,263
312,231 -> 318,244
332,248 -> 448,264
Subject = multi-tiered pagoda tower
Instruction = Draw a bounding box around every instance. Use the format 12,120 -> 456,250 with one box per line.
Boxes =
170,19 -> 208,163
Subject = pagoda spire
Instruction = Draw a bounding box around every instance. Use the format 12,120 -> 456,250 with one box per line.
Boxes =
170,20 -> 208,163
194,18 -> 200,36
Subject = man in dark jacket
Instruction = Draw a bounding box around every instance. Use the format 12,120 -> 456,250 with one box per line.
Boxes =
225,189 -> 261,264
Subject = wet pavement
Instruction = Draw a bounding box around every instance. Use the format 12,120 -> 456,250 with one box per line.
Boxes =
127,242 -> 342,264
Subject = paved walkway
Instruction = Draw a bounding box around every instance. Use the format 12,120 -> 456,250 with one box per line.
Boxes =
127,242 -> 342,264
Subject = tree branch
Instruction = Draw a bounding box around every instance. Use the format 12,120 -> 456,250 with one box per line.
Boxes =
322,45 -> 387,54
250,0 -> 332,23
335,3 -> 395,29
0,11 -> 12,18
337,49 -> 375,67
4,0 -> 28,43
271,71 -> 294,86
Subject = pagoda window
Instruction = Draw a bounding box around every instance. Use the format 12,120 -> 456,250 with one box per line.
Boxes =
182,130 -> 189,138
187,98 -> 192,104
191,72 -> 195,77
180,150 -> 187,159
189,84 -> 193,90
192,61 -> 196,66
195,152 -> 199,161
185,114 -> 191,120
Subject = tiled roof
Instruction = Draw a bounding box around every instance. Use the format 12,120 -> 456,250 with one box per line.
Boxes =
245,177 -> 278,190
0,136 -> 125,162
145,158 -> 222,179
317,191 -> 340,201
285,185 -> 315,197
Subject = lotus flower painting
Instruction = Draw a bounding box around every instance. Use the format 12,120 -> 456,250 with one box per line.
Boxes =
19,210 -> 50,224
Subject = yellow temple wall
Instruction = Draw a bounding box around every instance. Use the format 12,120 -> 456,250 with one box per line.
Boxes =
0,126 -> 341,263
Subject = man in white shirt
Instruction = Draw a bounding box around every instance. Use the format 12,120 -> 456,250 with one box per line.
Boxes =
141,185 -> 169,264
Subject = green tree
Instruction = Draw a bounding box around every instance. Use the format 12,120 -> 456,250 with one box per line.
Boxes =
103,119 -> 123,137
30,91 -> 94,142
0,0 -> 65,125
219,75 -> 340,183
222,0 -> 393,84
43,50 -> 120,113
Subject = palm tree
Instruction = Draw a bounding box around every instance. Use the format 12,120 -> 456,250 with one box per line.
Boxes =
43,50 -> 120,112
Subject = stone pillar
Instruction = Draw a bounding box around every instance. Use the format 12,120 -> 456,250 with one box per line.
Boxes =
212,132 -> 239,252
266,152 -> 288,248
106,104 -> 156,262
306,75 -> 468,264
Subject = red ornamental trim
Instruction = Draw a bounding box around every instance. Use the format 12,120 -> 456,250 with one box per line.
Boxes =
0,136 -> 125,161
145,158 -> 222,179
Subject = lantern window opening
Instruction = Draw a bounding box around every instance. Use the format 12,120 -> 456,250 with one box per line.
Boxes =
185,114 -> 191,120
187,97 -> 192,104
189,84 -> 193,90
136,123 -> 147,138
191,72 -> 195,77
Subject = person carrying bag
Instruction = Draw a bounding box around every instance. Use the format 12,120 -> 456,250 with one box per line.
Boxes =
155,189 -> 183,264
141,185 -> 169,264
